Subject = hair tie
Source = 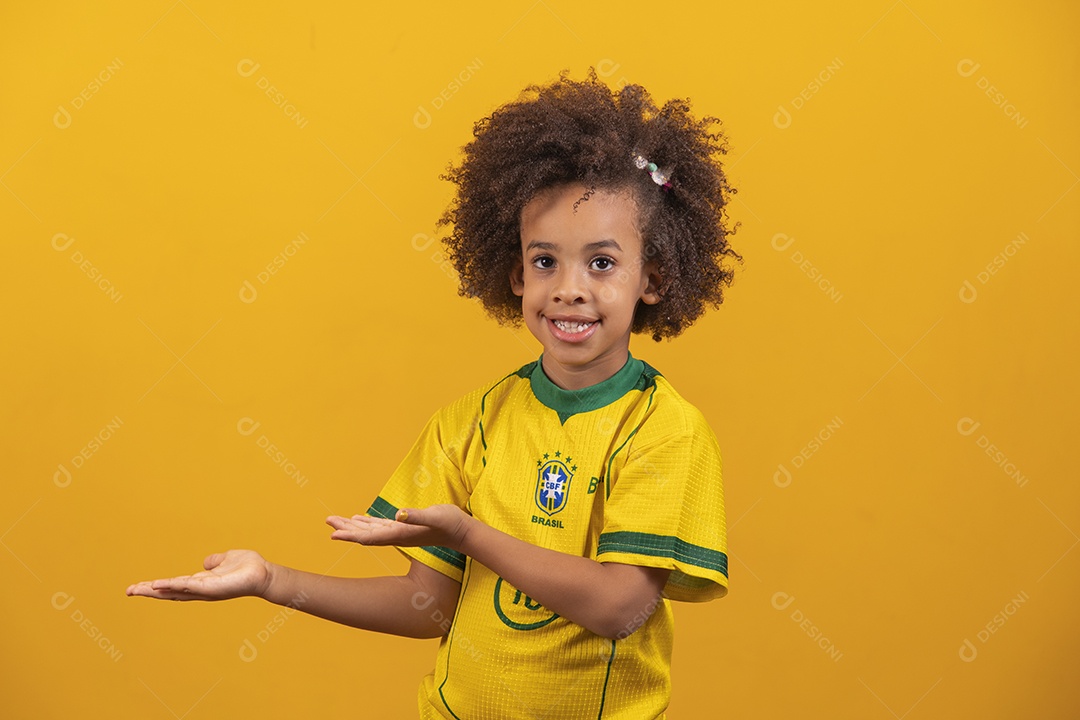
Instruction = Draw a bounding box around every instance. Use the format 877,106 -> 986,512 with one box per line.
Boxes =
633,153 -> 672,190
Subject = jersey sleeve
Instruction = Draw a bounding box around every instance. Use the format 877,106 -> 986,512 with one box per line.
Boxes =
596,406 -> 728,602
366,399 -> 478,583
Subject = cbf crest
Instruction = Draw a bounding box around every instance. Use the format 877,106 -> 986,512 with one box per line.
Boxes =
535,452 -> 574,516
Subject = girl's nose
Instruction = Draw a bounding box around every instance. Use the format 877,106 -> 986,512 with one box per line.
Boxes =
552,268 -> 588,304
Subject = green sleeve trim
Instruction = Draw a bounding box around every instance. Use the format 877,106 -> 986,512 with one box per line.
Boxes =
597,530 -> 728,577
367,496 -> 396,520
422,544 -> 467,570
366,496 -> 466,570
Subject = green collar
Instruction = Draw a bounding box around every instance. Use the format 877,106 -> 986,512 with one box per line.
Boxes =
527,354 -> 647,424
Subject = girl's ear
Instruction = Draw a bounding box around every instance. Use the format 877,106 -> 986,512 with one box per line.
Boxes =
509,257 -> 525,297
640,260 -> 663,305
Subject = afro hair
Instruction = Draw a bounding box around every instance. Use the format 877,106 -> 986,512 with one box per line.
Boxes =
438,69 -> 741,341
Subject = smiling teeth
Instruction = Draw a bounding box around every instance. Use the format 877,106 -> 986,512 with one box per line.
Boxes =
553,319 -> 594,334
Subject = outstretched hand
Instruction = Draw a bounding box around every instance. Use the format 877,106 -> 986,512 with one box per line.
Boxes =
327,504 -> 472,552
126,506 -> 471,602
126,549 -> 272,601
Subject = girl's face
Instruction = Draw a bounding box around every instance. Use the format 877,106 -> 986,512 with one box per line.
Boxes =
511,183 -> 662,390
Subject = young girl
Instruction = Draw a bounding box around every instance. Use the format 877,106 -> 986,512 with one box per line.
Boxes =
128,69 -> 740,719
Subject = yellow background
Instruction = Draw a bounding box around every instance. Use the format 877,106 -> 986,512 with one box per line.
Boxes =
2,1 -> 1078,717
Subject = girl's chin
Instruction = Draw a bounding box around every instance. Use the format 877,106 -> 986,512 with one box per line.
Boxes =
541,346 -> 625,370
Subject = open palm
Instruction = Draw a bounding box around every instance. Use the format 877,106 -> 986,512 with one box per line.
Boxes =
126,549 -> 271,601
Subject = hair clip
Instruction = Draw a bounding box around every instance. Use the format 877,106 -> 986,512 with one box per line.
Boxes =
633,153 -> 672,190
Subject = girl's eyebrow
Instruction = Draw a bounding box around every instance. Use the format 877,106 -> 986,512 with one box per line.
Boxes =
524,239 -> 622,252
584,239 -> 622,252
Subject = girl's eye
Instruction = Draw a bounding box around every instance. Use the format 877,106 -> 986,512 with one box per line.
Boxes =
590,257 -> 614,271
532,256 -> 555,269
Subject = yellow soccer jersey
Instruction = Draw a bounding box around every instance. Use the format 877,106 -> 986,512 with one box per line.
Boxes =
367,354 -> 728,720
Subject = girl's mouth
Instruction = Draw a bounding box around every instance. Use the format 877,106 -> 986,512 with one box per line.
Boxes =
547,317 -> 598,343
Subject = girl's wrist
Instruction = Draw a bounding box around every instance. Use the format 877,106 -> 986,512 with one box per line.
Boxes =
260,560 -> 289,605
454,512 -> 481,556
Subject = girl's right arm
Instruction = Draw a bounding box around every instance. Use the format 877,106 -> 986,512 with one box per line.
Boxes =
126,549 -> 460,639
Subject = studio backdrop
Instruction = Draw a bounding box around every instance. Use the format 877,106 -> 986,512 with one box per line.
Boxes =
2,2 -> 1077,718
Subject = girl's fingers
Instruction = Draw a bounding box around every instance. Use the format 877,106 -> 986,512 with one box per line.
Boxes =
348,514 -> 393,527
153,574 -> 212,592
126,582 -> 201,600
327,515 -> 387,527
329,520 -> 408,545
327,515 -> 395,536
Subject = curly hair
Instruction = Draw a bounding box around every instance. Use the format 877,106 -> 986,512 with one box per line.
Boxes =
438,69 -> 741,341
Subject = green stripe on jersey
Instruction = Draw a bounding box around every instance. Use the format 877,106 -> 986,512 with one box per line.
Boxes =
423,544 -> 466,570
366,496 -> 466,570
367,496 -> 396,519
597,531 -> 728,577
480,368 -> 525,457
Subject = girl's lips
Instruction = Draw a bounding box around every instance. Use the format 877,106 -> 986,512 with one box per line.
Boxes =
546,316 -> 599,343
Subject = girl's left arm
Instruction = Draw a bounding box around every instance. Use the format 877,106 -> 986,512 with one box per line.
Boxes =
327,504 -> 669,640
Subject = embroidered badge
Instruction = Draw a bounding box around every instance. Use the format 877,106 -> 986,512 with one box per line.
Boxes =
534,451 -> 574,516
